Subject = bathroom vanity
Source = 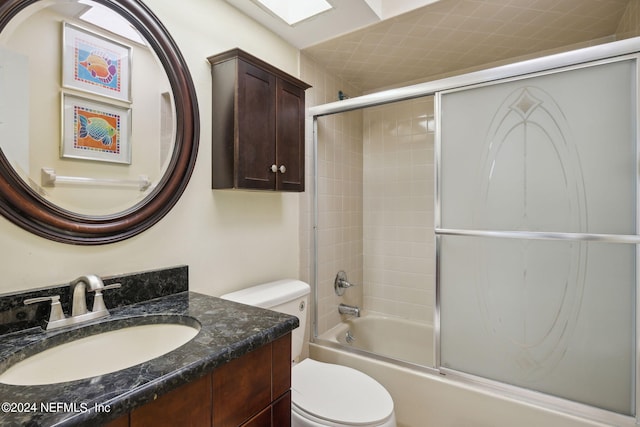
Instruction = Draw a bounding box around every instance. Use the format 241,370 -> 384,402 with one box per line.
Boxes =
0,266 -> 298,426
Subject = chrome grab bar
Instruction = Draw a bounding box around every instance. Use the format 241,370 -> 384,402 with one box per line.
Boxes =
41,167 -> 151,191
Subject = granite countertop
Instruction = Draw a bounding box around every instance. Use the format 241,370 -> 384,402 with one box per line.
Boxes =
0,291 -> 299,427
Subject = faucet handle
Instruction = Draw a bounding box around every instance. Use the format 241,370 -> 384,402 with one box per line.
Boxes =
24,295 -> 66,323
90,283 -> 121,314
334,271 -> 356,296
102,283 -> 122,291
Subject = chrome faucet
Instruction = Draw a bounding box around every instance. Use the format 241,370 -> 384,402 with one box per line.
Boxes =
338,303 -> 360,318
24,274 -> 121,330
70,274 -> 105,316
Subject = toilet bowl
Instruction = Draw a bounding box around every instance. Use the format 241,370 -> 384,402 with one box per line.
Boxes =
221,280 -> 397,427
292,358 -> 396,427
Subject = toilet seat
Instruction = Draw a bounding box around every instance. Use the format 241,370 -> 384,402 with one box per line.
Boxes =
292,359 -> 395,426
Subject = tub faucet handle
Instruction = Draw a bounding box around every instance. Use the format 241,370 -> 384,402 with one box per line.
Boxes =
334,270 -> 356,296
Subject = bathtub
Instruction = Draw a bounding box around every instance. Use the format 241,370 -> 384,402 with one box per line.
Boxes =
319,314 -> 433,367
311,314 -> 622,427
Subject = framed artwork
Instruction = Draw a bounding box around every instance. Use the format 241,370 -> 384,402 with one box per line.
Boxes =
61,94 -> 131,164
62,22 -> 132,102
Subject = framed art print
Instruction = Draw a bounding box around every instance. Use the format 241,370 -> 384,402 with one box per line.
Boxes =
62,22 -> 132,102
62,93 -> 131,164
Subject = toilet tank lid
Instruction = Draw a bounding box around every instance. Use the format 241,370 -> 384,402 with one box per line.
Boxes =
220,279 -> 310,309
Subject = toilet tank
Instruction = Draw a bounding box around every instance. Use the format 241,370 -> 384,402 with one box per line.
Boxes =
220,279 -> 310,363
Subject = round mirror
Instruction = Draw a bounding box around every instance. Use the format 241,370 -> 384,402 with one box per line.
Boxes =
0,0 -> 199,244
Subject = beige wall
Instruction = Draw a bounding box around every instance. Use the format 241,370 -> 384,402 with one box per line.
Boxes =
0,0 -> 302,297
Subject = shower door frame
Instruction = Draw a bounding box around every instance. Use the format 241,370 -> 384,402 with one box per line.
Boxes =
309,36 -> 640,426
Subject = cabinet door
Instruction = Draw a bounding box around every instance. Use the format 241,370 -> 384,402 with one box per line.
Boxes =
272,332 -> 292,398
272,391 -> 291,427
240,392 -> 291,427
275,79 -> 305,192
212,343 -> 272,427
103,414 -> 129,427
237,59 -> 276,190
241,407 -> 271,427
130,374 -> 212,427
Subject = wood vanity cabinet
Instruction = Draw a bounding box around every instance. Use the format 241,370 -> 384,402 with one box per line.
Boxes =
212,332 -> 292,427
107,333 -> 292,427
208,49 -> 311,192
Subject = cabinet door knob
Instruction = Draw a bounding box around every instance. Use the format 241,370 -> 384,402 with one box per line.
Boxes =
279,165 -> 286,173
271,164 -> 278,173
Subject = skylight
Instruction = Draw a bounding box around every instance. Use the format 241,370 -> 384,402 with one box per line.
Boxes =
78,0 -> 146,45
255,0 -> 333,26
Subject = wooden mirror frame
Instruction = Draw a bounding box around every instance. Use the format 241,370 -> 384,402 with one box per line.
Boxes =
0,0 -> 199,245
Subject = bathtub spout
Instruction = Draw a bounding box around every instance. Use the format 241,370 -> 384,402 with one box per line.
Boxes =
338,303 -> 360,318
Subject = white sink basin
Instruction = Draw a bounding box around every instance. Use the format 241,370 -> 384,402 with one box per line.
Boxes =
0,323 -> 199,385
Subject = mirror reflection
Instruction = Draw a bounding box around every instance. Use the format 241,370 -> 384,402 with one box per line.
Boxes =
0,0 -> 175,216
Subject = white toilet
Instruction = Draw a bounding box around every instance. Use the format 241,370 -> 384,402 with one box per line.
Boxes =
221,279 -> 397,427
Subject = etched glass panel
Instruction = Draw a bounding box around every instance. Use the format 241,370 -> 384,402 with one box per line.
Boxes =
438,58 -> 637,416
440,59 -> 636,235
439,235 -> 635,414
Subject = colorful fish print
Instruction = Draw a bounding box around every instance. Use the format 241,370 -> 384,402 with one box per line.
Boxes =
79,51 -> 117,84
78,114 -> 117,146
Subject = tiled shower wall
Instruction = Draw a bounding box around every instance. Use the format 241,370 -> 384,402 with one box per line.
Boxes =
301,54 -> 437,332
298,0 -> 640,340
363,98 -> 435,324
300,54 -> 364,335
315,109 -> 364,333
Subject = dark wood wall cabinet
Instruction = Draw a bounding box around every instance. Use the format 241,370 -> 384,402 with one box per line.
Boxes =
105,333 -> 292,427
208,49 -> 311,192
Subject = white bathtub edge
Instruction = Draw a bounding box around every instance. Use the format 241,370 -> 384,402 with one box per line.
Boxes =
309,342 -> 632,427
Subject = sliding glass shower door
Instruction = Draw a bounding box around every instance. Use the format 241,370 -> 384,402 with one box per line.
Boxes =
436,56 -> 637,416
